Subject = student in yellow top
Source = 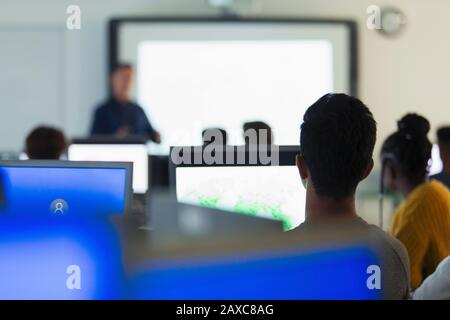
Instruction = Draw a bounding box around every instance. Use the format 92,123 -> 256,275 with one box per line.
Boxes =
380,113 -> 450,289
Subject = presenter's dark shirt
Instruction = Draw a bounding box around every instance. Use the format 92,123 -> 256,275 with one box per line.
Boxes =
91,98 -> 156,141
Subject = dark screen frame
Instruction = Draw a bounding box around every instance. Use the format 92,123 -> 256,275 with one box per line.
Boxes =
168,145 -> 300,190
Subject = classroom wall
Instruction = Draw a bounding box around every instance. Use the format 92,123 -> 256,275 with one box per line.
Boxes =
0,0 -> 214,152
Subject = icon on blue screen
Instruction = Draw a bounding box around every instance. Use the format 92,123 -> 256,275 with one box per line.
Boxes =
50,199 -> 69,215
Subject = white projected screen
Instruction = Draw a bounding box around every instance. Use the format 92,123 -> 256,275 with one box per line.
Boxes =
176,166 -> 306,230
118,22 -> 352,154
68,144 -> 149,194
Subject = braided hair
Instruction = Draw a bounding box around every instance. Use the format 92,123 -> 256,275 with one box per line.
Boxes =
381,113 -> 432,182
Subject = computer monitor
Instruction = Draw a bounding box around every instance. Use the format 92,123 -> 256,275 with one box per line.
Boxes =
128,243 -> 381,300
0,218 -> 124,299
0,161 -> 132,217
170,146 -> 305,231
430,144 -> 443,176
68,139 -> 149,194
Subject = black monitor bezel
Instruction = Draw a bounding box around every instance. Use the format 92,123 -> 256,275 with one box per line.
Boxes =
71,136 -> 148,145
168,145 -> 300,189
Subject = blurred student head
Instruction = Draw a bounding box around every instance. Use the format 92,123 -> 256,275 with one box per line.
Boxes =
437,126 -> 450,167
202,128 -> 228,146
111,63 -> 133,103
25,126 -> 67,160
380,114 -> 432,194
297,93 -> 376,201
243,121 -> 273,145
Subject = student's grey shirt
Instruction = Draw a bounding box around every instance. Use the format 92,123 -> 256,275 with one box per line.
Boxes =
289,217 -> 411,300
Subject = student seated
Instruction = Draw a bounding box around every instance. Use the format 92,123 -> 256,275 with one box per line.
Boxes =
243,121 -> 273,145
290,93 -> 410,299
25,126 -> 67,160
430,126 -> 450,189
381,114 -> 450,289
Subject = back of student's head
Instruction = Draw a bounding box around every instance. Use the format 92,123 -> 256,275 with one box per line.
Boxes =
243,121 -> 273,145
381,114 -> 432,181
26,126 -> 67,160
300,93 -> 377,200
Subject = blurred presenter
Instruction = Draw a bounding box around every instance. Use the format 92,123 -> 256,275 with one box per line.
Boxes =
90,63 -> 161,143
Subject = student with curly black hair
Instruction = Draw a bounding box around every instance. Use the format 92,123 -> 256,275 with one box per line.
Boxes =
293,93 -> 410,299
381,114 -> 450,289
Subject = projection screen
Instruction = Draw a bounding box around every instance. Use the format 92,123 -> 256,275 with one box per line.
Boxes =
110,18 -> 357,154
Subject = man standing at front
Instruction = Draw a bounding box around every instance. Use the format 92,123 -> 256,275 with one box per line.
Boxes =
91,63 -> 161,143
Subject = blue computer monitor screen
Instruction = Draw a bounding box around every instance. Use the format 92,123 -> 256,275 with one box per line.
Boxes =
128,245 -> 382,300
0,165 -> 128,216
